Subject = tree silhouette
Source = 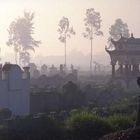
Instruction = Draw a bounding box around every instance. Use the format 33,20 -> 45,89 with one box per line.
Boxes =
108,18 -> 129,49
58,17 -> 75,67
41,64 -> 48,76
62,81 -> 85,110
28,62 -> 37,78
83,8 -> 103,74
7,11 -> 41,65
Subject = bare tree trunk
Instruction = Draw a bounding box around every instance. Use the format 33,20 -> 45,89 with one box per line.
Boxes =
23,50 -> 26,67
64,35 -> 67,67
15,51 -> 17,64
90,38 -> 93,74
19,52 -> 21,66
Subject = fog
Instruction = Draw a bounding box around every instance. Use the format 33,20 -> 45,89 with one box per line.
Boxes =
0,1 -> 140,139
0,0 -> 140,66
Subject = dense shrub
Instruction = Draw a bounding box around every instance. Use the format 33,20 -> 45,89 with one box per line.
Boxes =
110,98 -> 137,115
0,108 -> 12,120
65,111 -> 113,140
107,114 -> 134,131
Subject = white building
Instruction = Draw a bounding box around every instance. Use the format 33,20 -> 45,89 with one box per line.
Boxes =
0,64 -> 30,116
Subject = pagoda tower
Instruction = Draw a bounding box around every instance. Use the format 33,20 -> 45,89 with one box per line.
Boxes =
106,34 -> 140,87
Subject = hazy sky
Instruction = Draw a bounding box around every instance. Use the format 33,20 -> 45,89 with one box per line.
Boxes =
0,0 -> 140,63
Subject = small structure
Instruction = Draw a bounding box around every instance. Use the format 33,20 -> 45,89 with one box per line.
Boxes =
106,34 -> 140,87
59,64 -> 65,77
49,65 -> 58,76
0,63 -> 30,116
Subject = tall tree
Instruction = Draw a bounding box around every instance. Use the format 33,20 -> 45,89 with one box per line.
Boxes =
109,18 -> 130,41
7,11 -> 41,65
83,8 -> 103,74
58,17 -> 75,67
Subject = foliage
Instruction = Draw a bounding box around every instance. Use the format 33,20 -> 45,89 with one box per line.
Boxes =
0,117 -> 65,140
58,17 -> 75,43
83,8 -> 103,39
66,111 -> 113,140
7,11 -> 41,65
0,108 -> 12,120
109,18 -> 129,41
110,98 -> 137,115
0,112 -> 135,140
107,114 -> 134,131
57,17 -> 75,66
83,8 -> 103,72
19,51 -> 30,66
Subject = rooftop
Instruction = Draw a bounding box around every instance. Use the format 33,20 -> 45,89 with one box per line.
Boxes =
111,34 -> 140,45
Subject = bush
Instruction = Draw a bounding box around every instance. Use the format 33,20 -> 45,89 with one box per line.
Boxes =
107,114 -> 134,131
1,117 -> 65,140
0,108 -> 12,120
65,111 -> 113,140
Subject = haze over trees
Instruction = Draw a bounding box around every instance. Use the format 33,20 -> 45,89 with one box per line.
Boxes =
109,18 -> 130,41
57,17 -> 76,67
40,64 -> 48,75
83,8 -> 103,74
7,11 -> 41,65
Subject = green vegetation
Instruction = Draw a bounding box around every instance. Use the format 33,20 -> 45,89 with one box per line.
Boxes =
66,111 -> 112,140
0,108 -> 12,120
107,114 -> 134,131
0,82 -> 137,140
0,111 -> 134,140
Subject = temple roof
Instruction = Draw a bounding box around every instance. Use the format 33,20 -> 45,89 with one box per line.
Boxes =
111,34 -> 140,45
127,37 -> 140,44
106,49 -> 140,55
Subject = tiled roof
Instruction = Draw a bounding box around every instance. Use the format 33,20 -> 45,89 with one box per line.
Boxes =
127,37 -> 140,44
111,35 -> 140,45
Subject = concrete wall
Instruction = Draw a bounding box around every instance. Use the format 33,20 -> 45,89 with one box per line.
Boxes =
0,64 -> 30,116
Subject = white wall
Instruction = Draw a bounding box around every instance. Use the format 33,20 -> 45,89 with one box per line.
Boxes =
0,65 -> 30,116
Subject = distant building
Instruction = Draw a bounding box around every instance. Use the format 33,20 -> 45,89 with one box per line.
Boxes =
106,34 -> 140,87
0,64 -> 30,116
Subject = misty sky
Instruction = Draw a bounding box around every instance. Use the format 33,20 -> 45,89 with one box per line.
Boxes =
0,0 -> 140,63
